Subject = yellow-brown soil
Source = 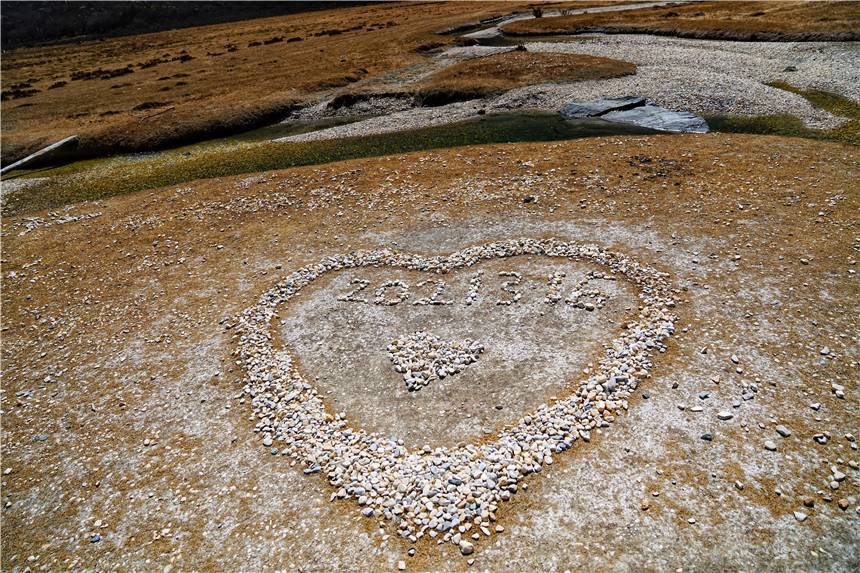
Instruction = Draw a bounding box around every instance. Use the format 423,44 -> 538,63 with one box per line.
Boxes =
2,133 -> 857,571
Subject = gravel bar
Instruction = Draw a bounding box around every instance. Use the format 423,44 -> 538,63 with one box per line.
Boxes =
280,35 -> 857,143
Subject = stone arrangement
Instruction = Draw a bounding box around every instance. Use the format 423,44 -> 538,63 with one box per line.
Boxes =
387,331 -> 484,392
235,238 -> 677,555
464,270 -> 484,306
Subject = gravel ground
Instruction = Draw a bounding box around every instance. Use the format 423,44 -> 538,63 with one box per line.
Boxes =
3,135 -> 857,571
280,35 -> 858,143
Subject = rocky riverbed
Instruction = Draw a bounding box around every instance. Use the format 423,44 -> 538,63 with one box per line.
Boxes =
281,34 -> 856,143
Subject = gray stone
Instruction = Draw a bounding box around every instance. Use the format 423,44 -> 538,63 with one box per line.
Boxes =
560,96 -> 646,119
775,425 -> 791,438
603,104 -> 709,133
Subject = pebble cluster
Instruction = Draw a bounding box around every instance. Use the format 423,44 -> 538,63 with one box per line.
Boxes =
235,238 -> 677,555
464,270 -> 484,306
495,271 -> 522,306
564,273 -> 610,311
374,279 -> 409,306
387,331 -> 484,392
412,280 -> 453,306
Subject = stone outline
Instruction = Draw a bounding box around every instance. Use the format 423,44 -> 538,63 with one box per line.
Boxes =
235,238 -> 677,554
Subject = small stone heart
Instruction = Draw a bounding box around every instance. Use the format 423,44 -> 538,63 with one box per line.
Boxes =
387,331 -> 484,391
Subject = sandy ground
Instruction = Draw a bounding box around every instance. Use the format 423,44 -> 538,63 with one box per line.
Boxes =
2,133 -> 857,572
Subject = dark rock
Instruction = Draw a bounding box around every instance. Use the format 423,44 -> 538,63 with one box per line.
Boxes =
560,96 -> 646,119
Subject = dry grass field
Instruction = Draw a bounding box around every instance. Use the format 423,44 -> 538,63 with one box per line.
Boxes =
1,2 -> 858,571
0,1 -> 626,164
503,0 -> 860,40
2,133 -> 858,571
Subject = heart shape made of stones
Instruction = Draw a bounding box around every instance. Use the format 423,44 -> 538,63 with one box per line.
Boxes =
387,331 -> 485,392
235,238 -> 677,554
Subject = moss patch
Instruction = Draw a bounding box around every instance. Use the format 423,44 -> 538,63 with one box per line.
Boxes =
708,82 -> 859,146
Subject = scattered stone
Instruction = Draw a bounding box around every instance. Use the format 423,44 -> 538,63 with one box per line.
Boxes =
387,331 -> 483,391
775,425 -> 791,438
831,383 -> 845,399
837,499 -> 849,511
459,540 -> 474,556
793,511 -> 807,522
718,411 -> 733,421
764,440 -> 777,452
700,433 -> 713,441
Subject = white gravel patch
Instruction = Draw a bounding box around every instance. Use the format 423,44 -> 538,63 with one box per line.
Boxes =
509,34 -> 859,128
280,35 -> 858,142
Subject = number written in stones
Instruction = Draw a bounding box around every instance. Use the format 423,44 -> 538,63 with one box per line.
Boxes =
338,271 -> 612,308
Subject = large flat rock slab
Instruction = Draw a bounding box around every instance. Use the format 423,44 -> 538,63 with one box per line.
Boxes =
560,96 -> 646,118
560,96 -> 709,133
603,104 -> 710,133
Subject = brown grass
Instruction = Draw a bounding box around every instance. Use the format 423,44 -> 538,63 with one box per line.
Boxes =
0,2 -> 505,163
0,1 -> 627,165
502,1 -> 860,41
414,50 -> 636,106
